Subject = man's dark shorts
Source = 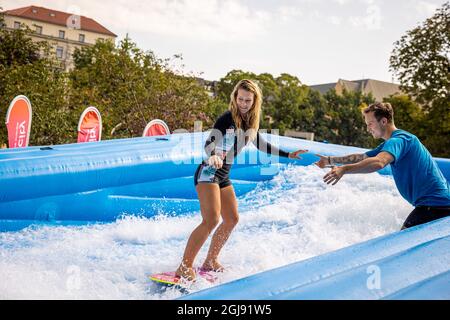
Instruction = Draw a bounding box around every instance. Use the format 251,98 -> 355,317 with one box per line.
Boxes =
402,206 -> 450,229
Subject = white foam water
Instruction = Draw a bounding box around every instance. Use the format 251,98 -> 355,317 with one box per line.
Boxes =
0,164 -> 411,299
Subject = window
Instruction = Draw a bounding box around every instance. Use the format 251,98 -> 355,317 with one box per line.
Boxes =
59,30 -> 65,39
79,34 -> 85,43
35,25 -> 42,34
56,47 -> 64,59
14,21 -> 21,29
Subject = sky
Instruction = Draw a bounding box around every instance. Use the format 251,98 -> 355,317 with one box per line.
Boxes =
1,0 -> 447,85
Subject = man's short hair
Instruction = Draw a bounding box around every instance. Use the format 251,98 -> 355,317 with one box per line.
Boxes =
363,102 -> 394,123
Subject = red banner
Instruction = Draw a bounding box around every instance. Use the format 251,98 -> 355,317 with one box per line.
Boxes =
5,95 -> 32,148
77,106 -> 102,143
143,119 -> 170,137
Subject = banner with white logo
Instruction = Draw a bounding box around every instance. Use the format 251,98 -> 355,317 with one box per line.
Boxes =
5,95 -> 32,148
77,106 -> 102,143
143,119 -> 170,137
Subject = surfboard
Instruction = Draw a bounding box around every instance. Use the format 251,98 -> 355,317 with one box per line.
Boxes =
149,268 -> 218,288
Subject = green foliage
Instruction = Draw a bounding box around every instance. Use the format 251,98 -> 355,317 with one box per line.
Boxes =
0,17 -> 70,146
271,73 -> 308,134
298,89 -> 333,142
70,37 -> 212,139
322,89 -> 377,148
383,95 -> 424,135
389,1 -> 450,157
0,29 -> 213,145
0,62 -> 73,146
420,99 -> 450,158
390,2 -> 449,106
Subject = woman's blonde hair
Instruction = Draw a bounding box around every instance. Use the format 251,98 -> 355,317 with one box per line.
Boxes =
229,79 -> 262,143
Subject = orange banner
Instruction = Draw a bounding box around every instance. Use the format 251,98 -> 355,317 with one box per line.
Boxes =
143,119 -> 170,137
5,95 -> 32,148
77,106 -> 102,143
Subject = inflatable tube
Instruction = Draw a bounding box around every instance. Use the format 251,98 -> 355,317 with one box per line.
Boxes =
0,133 -> 291,203
182,216 -> 450,300
0,170 -> 267,222
0,133 -> 448,229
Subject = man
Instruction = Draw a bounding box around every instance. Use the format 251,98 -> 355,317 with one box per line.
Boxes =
315,102 -> 450,230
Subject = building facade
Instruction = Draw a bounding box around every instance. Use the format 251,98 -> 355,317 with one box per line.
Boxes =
2,5 -> 117,70
309,78 -> 402,102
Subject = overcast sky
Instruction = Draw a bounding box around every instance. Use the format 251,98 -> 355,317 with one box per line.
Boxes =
2,0 -> 447,84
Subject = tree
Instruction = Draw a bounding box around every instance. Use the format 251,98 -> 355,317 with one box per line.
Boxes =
0,13 -> 70,146
70,36 -> 212,139
298,89 -> 333,142
420,99 -> 450,157
390,2 -> 449,105
383,95 -> 424,136
0,25 -> 212,146
323,89 -> 377,148
1,62 -> 73,146
390,2 -> 450,157
271,73 -> 308,134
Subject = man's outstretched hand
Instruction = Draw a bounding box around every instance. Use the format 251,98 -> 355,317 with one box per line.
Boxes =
323,166 -> 346,185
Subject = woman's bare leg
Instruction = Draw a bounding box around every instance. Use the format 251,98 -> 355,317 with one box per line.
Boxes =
202,185 -> 239,271
176,183 -> 221,280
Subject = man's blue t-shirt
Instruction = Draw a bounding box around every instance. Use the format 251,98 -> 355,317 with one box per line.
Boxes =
366,130 -> 450,207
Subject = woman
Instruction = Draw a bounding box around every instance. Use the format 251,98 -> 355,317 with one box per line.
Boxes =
176,79 -> 307,280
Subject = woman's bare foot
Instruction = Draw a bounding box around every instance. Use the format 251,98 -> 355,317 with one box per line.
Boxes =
175,263 -> 196,281
201,260 -> 225,272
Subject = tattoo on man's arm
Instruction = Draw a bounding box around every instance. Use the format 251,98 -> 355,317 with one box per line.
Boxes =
330,154 -> 367,165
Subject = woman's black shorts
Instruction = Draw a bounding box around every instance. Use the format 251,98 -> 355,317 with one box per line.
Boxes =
194,163 -> 232,189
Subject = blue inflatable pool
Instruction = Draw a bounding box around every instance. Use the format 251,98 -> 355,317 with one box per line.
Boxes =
1,132 -> 449,299
182,216 -> 450,300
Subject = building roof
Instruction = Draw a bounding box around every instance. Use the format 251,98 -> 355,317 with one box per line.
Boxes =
3,5 -> 117,37
308,82 -> 336,95
338,79 -> 361,92
309,78 -> 401,102
360,79 -> 401,102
